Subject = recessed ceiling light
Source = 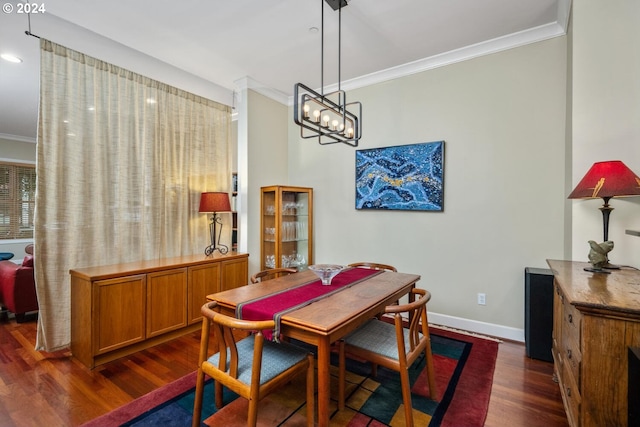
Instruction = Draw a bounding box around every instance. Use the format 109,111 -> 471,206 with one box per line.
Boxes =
1,53 -> 23,63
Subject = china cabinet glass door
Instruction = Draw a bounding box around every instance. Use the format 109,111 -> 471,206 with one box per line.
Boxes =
261,186 -> 313,271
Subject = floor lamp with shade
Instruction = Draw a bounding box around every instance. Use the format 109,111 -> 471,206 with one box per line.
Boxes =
568,160 -> 640,269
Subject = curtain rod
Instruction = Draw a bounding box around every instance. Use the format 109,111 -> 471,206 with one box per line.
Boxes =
24,13 -> 40,39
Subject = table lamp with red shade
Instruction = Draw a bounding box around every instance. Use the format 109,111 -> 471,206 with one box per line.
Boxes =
199,192 -> 231,256
568,160 -> 640,268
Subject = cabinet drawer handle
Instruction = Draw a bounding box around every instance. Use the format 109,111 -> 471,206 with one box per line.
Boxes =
568,314 -> 573,323
567,387 -> 571,397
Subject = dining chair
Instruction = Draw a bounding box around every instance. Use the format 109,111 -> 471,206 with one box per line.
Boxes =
348,262 -> 397,272
192,301 -> 315,427
349,262 -> 398,321
337,288 -> 437,427
250,268 -> 298,284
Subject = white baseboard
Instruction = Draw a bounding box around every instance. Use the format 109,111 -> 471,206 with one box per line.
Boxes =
429,312 -> 525,343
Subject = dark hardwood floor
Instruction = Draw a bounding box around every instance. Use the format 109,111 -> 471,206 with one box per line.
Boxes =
484,334 -> 568,427
0,316 -> 568,427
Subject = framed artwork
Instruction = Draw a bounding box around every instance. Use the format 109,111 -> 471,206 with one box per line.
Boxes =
355,141 -> 444,211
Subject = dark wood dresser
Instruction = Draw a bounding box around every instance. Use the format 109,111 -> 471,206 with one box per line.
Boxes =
547,259 -> 640,427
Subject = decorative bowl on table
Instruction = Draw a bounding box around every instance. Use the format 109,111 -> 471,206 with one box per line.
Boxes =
308,264 -> 344,286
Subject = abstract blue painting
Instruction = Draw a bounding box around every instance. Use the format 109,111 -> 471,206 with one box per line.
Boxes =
355,141 -> 444,211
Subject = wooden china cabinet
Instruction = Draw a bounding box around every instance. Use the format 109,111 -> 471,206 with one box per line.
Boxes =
260,186 -> 313,271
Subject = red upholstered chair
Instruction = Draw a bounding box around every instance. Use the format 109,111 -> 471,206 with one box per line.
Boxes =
0,244 -> 38,322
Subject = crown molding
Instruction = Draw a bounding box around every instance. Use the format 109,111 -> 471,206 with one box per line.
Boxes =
557,0 -> 572,31
234,76 -> 290,106
234,2 -> 572,109
337,22 -> 567,95
0,133 -> 36,143
284,15 -> 570,106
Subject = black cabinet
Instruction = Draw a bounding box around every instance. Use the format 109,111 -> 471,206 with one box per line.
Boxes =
524,267 -> 553,362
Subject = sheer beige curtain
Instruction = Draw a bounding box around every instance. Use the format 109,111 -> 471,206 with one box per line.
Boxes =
35,39 -> 231,351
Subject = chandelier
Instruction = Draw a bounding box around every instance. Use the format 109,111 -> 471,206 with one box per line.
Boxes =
293,0 -> 362,147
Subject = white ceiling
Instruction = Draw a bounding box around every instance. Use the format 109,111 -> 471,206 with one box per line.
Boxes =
0,0 -> 569,142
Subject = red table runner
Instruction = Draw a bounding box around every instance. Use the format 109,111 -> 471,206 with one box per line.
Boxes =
237,267 -> 383,341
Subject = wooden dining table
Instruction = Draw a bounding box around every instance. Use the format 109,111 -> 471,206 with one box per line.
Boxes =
206,268 -> 421,427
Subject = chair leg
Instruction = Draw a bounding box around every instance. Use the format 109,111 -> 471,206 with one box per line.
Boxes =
306,354 -> 315,427
399,368 -> 414,427
192,369 -> 205,427
338,341 -> 345,411
425,340 -> 438,400
247,397 -> 259,427
215,381 -> 224,409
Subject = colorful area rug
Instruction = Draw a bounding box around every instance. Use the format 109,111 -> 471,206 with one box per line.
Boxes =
81,327 -> 498,427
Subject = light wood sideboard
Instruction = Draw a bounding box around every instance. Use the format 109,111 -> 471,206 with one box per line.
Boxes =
70,252 -> 248,369
547,259 -> 640,427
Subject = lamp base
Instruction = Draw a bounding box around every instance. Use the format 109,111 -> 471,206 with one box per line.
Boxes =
204,244 -> 228,256
603,262 -> 621,270
584,267 -> 611,274
204,212 -> 228,256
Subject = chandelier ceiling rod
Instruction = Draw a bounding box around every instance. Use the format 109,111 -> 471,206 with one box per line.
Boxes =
321,0 -> 324,95
321,0 -> 343,94
292,0 -> 362,146
338,3 -> 341,92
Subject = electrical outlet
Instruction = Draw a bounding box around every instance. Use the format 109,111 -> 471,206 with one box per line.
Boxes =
477,293 -> 486,305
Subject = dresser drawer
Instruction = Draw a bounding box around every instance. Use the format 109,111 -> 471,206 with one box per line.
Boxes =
560,357 -> 581,427
561,299 -> 581,339
562,331 -> 581,387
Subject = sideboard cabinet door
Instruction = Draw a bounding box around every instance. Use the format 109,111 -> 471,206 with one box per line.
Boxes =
93,274 -> 146,355
221,257 -> 248,291
188,263 -> 221,324
146,268 -> 188,338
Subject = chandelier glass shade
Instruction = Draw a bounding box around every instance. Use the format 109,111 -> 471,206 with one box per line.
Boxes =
294,83 -> 361,146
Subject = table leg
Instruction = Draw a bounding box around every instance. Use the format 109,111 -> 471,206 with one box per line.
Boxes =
317,336 -> 331,427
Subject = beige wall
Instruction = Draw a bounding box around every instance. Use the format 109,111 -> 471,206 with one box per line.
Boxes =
0,137 -> 36,163
237,89 -> 289,274
285,37 -> 568,339
571,0 -> 640,267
